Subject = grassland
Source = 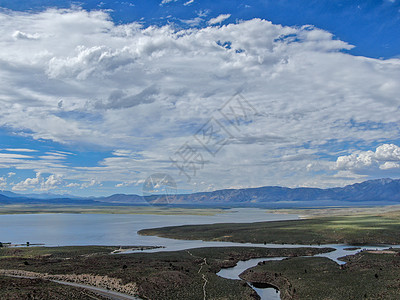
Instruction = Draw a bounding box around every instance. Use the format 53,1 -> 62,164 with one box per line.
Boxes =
0,245 -> 332,300
139,212 -> 400,245
241,249 -> 400,299
268,205 -> 400,218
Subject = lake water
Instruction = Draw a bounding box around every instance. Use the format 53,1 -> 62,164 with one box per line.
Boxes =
0,208 -> 298,247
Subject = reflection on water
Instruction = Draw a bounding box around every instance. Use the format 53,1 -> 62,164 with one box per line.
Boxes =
251,283 -> 277,288
250,282 -> 280,300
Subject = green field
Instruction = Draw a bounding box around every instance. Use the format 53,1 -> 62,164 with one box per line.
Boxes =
139,213 -> 400,245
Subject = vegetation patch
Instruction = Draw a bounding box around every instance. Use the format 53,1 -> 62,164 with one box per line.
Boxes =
139,214 -> 400,245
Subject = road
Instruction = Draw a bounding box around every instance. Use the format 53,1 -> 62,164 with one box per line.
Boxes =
5,275 -> 141,300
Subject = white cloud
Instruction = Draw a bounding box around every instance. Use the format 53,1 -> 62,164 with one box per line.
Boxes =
80,179 -> 99,189
39,152 -> 69,160
335,144 -> 400,172
197,10 -> 209,18
0,153 -> 35,166
12,172 -> 42,191
380,161 -> 400,170
0,8 -> 399,191
7,172 -> 16,177
115,179 -> 145,188
4,149 -> 38,152
12,30 -> 40,40
160,0 -> 177,5
12,172 -> 62,191
184,0 -> 195,6
180,17 -> 203,26
42,174 -> 63,190
66,182 -> 81,188
375,143 -> 400,161
208,14 -> 231,25
0,176 -> 7,188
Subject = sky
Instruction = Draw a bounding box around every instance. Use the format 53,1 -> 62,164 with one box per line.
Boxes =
0,0 -> 399,197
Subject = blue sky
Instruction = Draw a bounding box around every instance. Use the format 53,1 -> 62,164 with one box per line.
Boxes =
0,0 -> 399,196
2,0 -> 399,58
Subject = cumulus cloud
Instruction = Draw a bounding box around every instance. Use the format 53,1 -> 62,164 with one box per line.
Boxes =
0,176 -> 7,188
12,30 -> 40,40
380,161 -> 400,170
335,144 -> 400,173
0,8 -> 399,191
42,174 -> 63,190
208,14 -> 231,25
80,179 -> 100,189
12,172 -> 62,191
12,172 -> 42,191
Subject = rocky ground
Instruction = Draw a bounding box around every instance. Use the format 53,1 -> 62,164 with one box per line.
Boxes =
0,245 -> 332,299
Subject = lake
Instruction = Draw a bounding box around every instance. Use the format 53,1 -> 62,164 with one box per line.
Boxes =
0,208 -> 298,247
0,209 -> 391,257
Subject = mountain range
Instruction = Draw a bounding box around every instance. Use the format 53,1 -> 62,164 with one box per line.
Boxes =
1,178 -> 400,208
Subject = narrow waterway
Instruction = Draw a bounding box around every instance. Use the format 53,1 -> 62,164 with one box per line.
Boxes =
216,257 -> 284,300
215,245 -> 395,300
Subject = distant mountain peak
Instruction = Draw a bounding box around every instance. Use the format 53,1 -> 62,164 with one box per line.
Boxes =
374,178 -> 395,184
1,178 -> 400,208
